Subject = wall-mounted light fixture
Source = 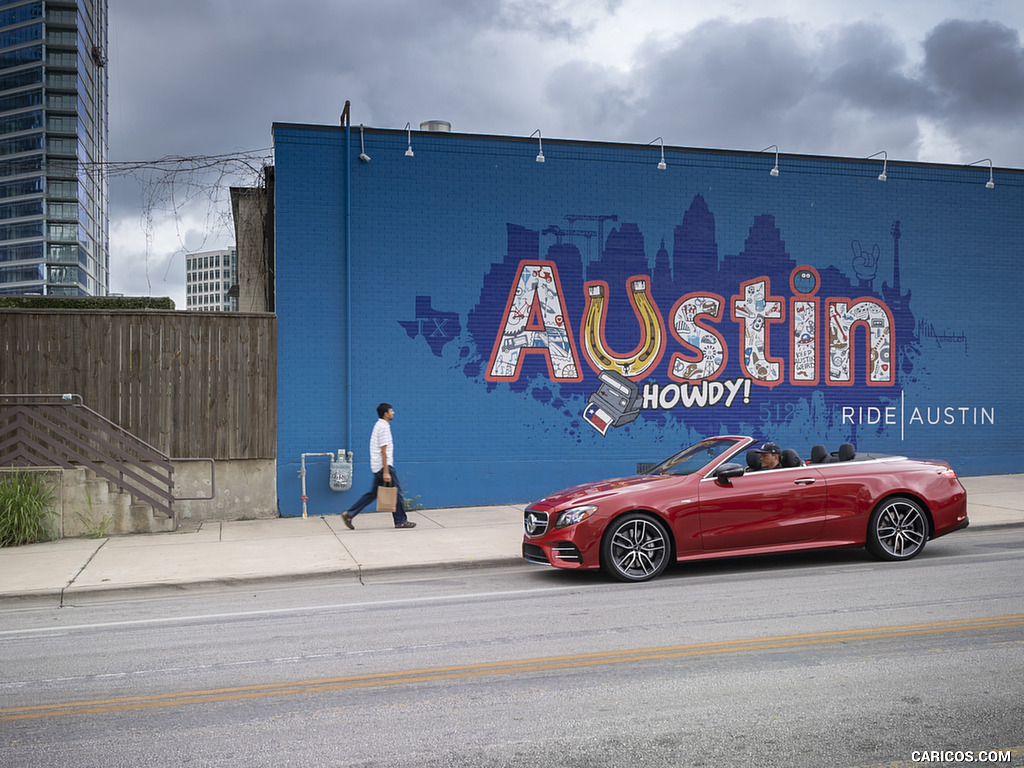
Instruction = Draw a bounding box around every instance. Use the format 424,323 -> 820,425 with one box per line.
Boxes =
358,124 -> 370,162
531,129 -> 545,163
867,150 -> 887,181
404,122 -> 414,157
761,145 -> 780,177
648,137 -> 667,170
967,158 -> 995,189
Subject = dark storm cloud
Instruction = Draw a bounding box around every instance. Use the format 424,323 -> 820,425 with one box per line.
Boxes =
113,0 -> 436,158
547,18 -> 811,147
822,23 -> 933,114
109,0 -> 607,162
922,19 -> 1024,120
547,16 -> 1022,165
110,4 -> 1024,166
108,0 -> 516,225
549,17 -> 923,154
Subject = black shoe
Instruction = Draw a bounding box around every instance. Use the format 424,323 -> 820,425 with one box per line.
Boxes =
342,512 -> 354,530
395,521 -> 416,529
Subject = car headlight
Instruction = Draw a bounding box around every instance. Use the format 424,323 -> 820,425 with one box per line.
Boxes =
555,505 -> 598,529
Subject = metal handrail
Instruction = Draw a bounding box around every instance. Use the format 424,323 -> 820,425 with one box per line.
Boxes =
0,393 -> 215,518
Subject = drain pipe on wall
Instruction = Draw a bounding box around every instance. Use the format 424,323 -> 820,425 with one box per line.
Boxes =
342,102 -> 353,454
297,104 -> 357,523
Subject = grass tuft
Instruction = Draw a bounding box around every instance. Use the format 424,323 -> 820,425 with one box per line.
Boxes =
0,469 -> 58,547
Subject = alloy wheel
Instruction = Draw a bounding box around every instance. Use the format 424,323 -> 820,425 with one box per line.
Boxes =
867,497 -> 927,560
602,514 -> 670,582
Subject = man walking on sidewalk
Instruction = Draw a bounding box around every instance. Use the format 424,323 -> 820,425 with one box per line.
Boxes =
342,403 -> 417,529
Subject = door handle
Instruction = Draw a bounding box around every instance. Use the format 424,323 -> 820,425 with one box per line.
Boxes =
793,478 -> 817,485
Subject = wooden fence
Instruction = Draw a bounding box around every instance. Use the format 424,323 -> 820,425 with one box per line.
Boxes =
0,310 -> 276,460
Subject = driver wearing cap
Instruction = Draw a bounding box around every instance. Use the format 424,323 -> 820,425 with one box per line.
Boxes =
755,441 -> 782,470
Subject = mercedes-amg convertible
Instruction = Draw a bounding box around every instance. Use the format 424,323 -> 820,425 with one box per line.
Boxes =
522,435 -> 969,582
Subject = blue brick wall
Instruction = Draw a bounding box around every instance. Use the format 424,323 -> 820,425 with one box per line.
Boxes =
274,123 -> 1023,516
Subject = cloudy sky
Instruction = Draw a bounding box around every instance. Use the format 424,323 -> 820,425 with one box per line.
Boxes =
106,0 -> 1024,305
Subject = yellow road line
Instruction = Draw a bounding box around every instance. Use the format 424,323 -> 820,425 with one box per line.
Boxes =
3,614 -> 1022,722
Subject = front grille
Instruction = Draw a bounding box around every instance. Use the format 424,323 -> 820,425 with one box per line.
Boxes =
522,542 -> 550,564
550,542 -> 581,562
524,508 -> 549,538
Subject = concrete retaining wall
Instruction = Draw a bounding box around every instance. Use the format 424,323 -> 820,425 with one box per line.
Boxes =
172,458 -> 277,523
2,460 -> 277,541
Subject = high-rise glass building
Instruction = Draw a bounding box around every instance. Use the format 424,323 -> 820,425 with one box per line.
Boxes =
186,248 -> 239,312
0,0 -> 108,296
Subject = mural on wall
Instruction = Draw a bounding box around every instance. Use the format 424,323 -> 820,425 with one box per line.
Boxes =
401,194 -> 984,447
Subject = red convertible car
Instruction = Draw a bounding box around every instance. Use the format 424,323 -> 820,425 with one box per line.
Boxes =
522,436 -> 969,582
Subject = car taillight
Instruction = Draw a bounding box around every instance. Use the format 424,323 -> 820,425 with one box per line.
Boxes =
940,468 -> 957,479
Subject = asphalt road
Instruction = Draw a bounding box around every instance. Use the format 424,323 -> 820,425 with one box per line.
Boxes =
2,526 -> 1022,768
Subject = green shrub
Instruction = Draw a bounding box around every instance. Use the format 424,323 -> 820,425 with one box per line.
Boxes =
0,470 -> 58,547
0,296 -> 175,310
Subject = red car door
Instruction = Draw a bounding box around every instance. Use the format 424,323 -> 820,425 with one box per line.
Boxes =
697,467 -> 827,551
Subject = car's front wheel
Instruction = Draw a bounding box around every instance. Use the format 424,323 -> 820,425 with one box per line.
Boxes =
866,496 -> 928,561
601,513 -> 671,582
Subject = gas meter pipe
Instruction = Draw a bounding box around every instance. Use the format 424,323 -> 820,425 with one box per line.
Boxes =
299,452 -> 336,519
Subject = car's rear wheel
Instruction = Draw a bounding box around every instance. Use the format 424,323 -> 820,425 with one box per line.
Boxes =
601,513 -> 671,582
866,496 -> 928,561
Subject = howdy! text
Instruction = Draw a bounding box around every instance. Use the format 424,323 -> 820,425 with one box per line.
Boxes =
486,261 -> 894,387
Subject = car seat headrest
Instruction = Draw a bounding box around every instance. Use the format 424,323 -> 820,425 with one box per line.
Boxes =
746,450 -> 762,471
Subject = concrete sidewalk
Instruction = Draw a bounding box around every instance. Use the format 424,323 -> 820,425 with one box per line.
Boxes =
1,475 -> 1021,606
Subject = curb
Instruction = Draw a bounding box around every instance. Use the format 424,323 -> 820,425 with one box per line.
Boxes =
0,555 -> 529,608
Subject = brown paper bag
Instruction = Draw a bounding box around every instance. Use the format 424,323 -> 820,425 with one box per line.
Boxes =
376,483 -> 397,513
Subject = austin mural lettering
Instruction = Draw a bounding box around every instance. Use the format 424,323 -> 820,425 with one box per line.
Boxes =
487,261 -> 894,389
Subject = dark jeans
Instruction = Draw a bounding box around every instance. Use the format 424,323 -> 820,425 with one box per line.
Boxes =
345,466 -> 407,525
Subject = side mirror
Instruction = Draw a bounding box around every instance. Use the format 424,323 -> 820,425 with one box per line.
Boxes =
712,463 -> 745,484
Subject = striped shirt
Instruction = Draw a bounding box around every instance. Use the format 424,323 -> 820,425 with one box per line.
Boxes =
369,418 -> 394,473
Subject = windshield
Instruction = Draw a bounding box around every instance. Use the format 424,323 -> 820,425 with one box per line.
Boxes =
646,437 -> 744,476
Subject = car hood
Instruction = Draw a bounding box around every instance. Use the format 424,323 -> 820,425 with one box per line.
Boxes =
529,473 -> 685,510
